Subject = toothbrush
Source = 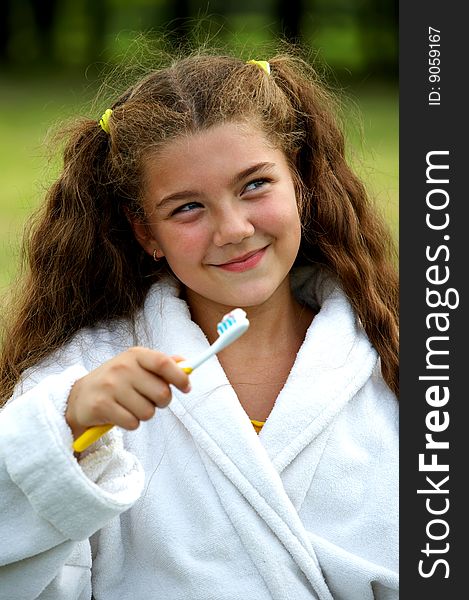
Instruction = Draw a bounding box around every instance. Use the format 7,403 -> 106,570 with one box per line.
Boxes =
177,308 -> 249,373
72,308 -> 250,452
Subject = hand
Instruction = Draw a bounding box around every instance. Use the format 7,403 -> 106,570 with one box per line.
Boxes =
65,347 -> 191,439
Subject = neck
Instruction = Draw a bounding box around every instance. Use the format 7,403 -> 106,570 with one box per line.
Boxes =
184,277 -> 314,360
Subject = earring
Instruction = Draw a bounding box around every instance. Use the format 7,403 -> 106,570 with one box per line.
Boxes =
152,249 -> 162,262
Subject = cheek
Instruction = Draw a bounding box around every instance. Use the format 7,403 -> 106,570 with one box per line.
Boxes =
254,196 -> 301,240
158,224 -> 208,261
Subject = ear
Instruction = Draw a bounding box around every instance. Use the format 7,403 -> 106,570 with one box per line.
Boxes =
126,211 -> 165,259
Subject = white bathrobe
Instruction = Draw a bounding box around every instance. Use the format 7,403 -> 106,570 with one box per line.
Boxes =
0,267 -> 399,600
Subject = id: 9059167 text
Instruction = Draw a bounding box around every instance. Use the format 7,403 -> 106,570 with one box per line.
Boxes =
428,27 -> 441,106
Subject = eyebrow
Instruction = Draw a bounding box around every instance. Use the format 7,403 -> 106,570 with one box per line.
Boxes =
155,161 -> 276,209
230,161 -> 276,186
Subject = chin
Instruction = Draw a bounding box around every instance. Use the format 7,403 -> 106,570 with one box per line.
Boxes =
209,283 -> 282,309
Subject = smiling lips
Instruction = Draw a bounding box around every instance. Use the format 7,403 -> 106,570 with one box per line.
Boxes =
213,247 -> 268,272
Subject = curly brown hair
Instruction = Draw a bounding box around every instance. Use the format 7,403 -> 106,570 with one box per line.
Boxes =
0,49 -> 398,404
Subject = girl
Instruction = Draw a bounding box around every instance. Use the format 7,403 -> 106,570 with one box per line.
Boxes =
0,51 -> 398,600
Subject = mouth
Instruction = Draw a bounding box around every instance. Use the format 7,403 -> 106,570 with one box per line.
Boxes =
211,246 -> 268,272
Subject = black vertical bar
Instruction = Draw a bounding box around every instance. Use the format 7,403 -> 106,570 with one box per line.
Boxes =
400,1 -> 467,597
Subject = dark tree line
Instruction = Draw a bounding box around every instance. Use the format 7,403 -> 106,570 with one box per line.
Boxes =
0,0 -> 397,79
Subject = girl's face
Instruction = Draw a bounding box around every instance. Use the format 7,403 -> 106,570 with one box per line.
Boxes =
134,122 -> 302,310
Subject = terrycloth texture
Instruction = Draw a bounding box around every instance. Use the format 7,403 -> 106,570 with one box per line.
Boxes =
0,266 -> 398,600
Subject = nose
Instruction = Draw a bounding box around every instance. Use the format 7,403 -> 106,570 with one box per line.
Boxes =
212,204 -> 255,247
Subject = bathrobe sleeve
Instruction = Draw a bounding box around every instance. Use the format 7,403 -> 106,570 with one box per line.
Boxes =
0,335 -> 145,600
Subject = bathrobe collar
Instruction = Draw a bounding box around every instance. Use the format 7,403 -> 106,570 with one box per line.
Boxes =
139,265 -> 377,467
137,266 -> 378,599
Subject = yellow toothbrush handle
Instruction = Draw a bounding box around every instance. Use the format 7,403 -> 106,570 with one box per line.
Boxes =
72,365 -> 193,452
72,424 -> 113,453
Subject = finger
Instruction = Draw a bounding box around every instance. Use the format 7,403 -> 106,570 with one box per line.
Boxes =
96,399 -> 141,431
135,349 -> 191,392
131,372 -> 174,407
114,389 -> 159,420
117,378 -> 173,411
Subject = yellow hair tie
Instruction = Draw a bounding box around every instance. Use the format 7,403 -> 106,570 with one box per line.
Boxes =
99,108 -> 113,134
246,59 -> 271,75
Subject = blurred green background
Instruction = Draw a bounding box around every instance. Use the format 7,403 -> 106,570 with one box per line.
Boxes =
0,0 -> 398,291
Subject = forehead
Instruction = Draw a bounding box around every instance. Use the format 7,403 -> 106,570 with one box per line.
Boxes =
143,122 -> 284,191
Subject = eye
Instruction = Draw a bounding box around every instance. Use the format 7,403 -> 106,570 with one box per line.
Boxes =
171,201 -> 203,215
243,178 -> 270,193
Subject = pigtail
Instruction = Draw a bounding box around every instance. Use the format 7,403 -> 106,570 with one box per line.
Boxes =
0,119 -> 157,405
271,56 -> 399,396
